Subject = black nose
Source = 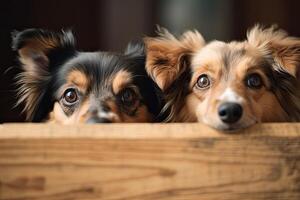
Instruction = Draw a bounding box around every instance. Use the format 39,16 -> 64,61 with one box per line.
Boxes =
218,103 -> 243,124
86,117 -> 112,124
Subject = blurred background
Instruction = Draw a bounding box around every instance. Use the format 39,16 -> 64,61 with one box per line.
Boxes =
1,0 -> 300,122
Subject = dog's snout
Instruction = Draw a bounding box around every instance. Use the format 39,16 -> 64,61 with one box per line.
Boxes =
86,117 -> 112,124
218,102 -> 243,124
86,103 -> 113,124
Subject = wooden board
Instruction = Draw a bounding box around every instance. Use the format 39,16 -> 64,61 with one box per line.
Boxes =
0,123 -> 300,200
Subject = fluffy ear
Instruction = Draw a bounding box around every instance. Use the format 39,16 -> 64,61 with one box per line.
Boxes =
12,28 -> 75,76
12,28 -> 76,121
144,28 -> 205,91
247,25 -> 300,78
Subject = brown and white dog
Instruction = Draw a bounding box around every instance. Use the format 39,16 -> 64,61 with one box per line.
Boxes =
145,25 -> 300,131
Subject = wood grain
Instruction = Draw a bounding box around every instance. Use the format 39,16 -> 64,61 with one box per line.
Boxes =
1,123 -> 300,138
0,123 -> 299,200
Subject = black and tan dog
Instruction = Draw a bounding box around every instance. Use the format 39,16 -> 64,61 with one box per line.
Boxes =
13,29 -> 164,124
145,26 -> 300,131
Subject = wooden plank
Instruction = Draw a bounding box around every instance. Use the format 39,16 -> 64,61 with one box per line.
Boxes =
0,124 -> 299,200
1,123 -> 300,138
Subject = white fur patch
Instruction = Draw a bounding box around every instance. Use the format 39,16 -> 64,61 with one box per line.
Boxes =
218,88 -> 244,103
98,111 -> 120,122
99,112 -> 114,119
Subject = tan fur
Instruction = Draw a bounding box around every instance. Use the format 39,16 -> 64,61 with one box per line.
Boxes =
18,38 -> 59,74
112,70 -> 132,94
145,28 -> 205,91
66,70 -> 89,92
16,34 -> 65,121
19,38 -> 59,57
48,102 -> 73,124
247,25 -> 300,77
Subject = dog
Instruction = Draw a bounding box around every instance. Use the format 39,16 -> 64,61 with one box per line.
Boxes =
13,29 -> 164,124
145,25 -> 300,131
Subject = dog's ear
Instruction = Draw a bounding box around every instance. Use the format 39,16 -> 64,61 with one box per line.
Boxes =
12,29 -> 76,121
248,25 -> 300,79
144,28 -> 205,91
12,28 -> 75,77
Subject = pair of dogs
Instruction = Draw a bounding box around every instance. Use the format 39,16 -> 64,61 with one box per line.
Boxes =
13,25 -> 300,131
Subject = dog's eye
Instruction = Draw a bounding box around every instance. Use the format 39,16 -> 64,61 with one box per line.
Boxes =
196,74 -> 211,89
63,88 -> 78,104
119,88 -> 137,106
246,73 -> 263,89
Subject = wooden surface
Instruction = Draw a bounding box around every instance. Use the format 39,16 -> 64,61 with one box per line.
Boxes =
0,123 -> 300,200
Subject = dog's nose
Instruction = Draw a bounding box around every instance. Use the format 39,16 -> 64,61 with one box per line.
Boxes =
86,117 -> 112,124
218,102 -> 243,124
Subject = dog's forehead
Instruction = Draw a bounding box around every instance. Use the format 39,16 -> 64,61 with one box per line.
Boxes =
192,40 -> 262,72
65,52 -> 123,71
192,41 -> 226,66
57,52 -> 135,91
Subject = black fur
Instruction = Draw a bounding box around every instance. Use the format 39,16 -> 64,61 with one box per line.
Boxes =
13,29 -> 164,122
